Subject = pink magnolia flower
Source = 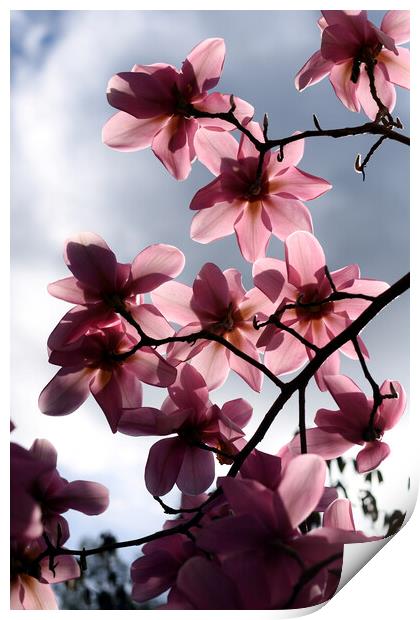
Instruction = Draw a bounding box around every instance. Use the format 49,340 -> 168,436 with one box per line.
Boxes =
118,364 -> 252,495
253,230 -> 389,389
290,375 -> 406,472
47,232 -> 184,350
190,121 -> 331,262
151,262 -> 276,390
39,322 -> 176,432
194,455 -> 374,609
28,438 -> 110,540
11,437 -> 108,610
103,38 -> 254,180
295,11 -> 410,120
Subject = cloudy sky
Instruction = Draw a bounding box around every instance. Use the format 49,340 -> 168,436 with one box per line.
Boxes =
11,9 -> 410,571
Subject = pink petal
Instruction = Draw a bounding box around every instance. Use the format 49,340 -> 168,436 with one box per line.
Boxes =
130,244 -> 185,294
176,557 -> 239,610
264,330 -> 308,376
377,380 -> 406,430
356,441 -> 391,473
277,454 -> 326,529
220,398 -> 252,429
130,304 -> 174,340
378,48 -> 410,89
145,437 -> 186,496
290,427 -> 353,459
330,264 -> 360,289
285,230 -> 326,289
329,60 -> 360,112
40,555 -> 80,584
253,258 -> 288,303
190,342 -> 230,390
193,128 -> 239,175
224,268 -> 247,304
323,498 -> 356,530
323,374 -> 370,419
189,176 -> 225,211
47,276 -> 98,305
151,281 -> 197,325
237,121 -> 263,159
64,232 -> 117,293
90,367 -> 142,432
237,285 -> 276,322
295,50 -> 334,91
338,277 -> 389,319
125,347 -> 176,387
131,549 -> 182,603
152,116 -> 198,180
234,201 -> 271,263
221,477 -> 277,531
47,304 -> 116,350
117,406 -> 163,436
106,67 -> 178,118
314,408 -> 364,443
48,480 -> 109,515
191,200 -> 244,243
177,446 -> 215,495
262,196 -> 313,241
356,63 -> 396,120
271,167 -> 332,201
11,577 -> 58,610
39,367 -> 94,416
192,262 -> 230,319
102,111 -> 169,151
181,38 -> 225,95
227,331 -> 262,391
29,438 -> 57,469
168,363 -> 209,411
314,350 -> 341,392
380,10 -> 410,45
240,449 -> 283,489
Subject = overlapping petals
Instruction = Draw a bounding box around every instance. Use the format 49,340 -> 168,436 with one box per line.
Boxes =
118,364 -> 252,495
151,262 -> 276,390
253,231 -> 388,389
295,10 -> 410,119
190,121 -> 331,262
39,322 -> 176,432
47,232 -> 184,350
290,374 -> 406,472
103,38 -> 254,179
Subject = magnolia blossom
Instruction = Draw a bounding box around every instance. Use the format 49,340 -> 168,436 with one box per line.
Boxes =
11,437 -> 109,610
190,121 -> 331,262
290,375 -> 406,472
253,230 -> 388,389
151,262 -> 275,390
118,364 -> 252,495
39,322 -> 176,432
190,455 -> 375,609
103,38 -> 254,180
47,232 -> 184,350
295,10 -> 410,119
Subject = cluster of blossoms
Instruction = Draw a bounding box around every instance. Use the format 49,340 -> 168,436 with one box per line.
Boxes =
10,429 -> 109,609
12,9 -> 409,611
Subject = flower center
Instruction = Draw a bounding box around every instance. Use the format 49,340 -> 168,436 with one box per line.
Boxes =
210,303 -> 237,334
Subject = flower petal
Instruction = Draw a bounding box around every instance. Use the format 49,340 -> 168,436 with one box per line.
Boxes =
380,10 -> 410,45
152,115 -> 198,180
102,111 -> 169,151
378,48 -> 410,89
177,446 -> 215,495
234,201 -> 271,263
64,232 -> 117,293
356,441 -> 391,473
193,128 -> 239,175
263,196 -> 313,241
130,244 -> 185,294
181,38 -> 225,95
145,437 -> 186,496
39,367 -> 93,417
285,230 -> 326,289
295,50 -> 333,90
329,60 -> 360,112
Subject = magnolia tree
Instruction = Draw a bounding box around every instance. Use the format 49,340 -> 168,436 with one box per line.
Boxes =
11,10 -> 410,610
